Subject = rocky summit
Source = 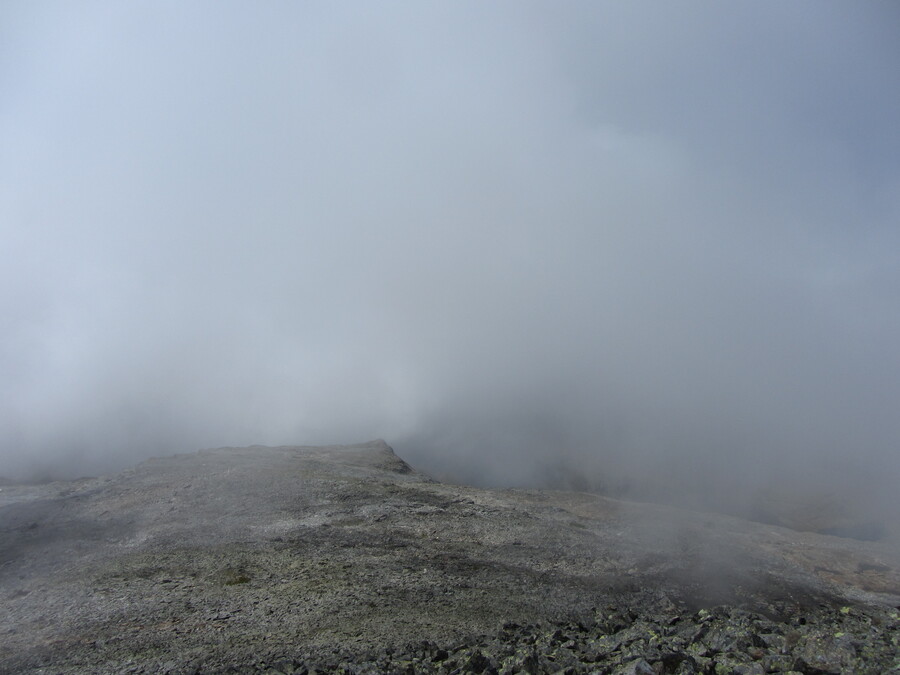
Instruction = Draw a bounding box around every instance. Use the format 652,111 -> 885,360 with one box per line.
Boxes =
1,441 -> 899,674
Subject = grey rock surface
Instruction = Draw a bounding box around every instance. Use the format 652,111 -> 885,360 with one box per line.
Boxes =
1,441 -> 899,673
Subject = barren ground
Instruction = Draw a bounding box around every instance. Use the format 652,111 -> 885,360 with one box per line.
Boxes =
1,441 -> 898,673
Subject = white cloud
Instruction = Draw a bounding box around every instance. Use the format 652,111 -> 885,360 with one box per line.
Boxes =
1,2 -> 898,525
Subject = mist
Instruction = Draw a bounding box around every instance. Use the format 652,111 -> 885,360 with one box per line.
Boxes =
2,3 -> 899,526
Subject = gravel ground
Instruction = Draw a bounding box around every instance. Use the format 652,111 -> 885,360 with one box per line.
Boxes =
1,441 -> 899,674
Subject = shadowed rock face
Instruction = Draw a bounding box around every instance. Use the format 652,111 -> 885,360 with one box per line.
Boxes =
1,441 -> 899,673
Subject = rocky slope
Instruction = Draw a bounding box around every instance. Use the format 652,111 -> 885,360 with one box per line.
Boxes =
1,441 -> 898,674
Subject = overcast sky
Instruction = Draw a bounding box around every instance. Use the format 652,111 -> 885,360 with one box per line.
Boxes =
2,2 -> 899,519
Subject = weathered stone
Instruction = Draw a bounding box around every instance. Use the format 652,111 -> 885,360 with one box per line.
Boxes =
614,658 -> 655,675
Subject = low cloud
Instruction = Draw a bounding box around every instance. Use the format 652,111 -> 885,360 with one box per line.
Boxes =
2,3 -> 899,528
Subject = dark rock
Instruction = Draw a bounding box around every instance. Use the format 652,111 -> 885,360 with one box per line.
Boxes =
658,651 -> 694,671
463,649 -> 495,674
615,658 -> 655,675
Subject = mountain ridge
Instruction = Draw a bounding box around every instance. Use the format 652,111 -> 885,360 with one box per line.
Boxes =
2,441 -> 899,673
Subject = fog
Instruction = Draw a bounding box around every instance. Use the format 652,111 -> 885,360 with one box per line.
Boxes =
2,3 -> 899,525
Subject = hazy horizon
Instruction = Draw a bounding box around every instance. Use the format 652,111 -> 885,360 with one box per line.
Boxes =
2,3 -> 899,525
